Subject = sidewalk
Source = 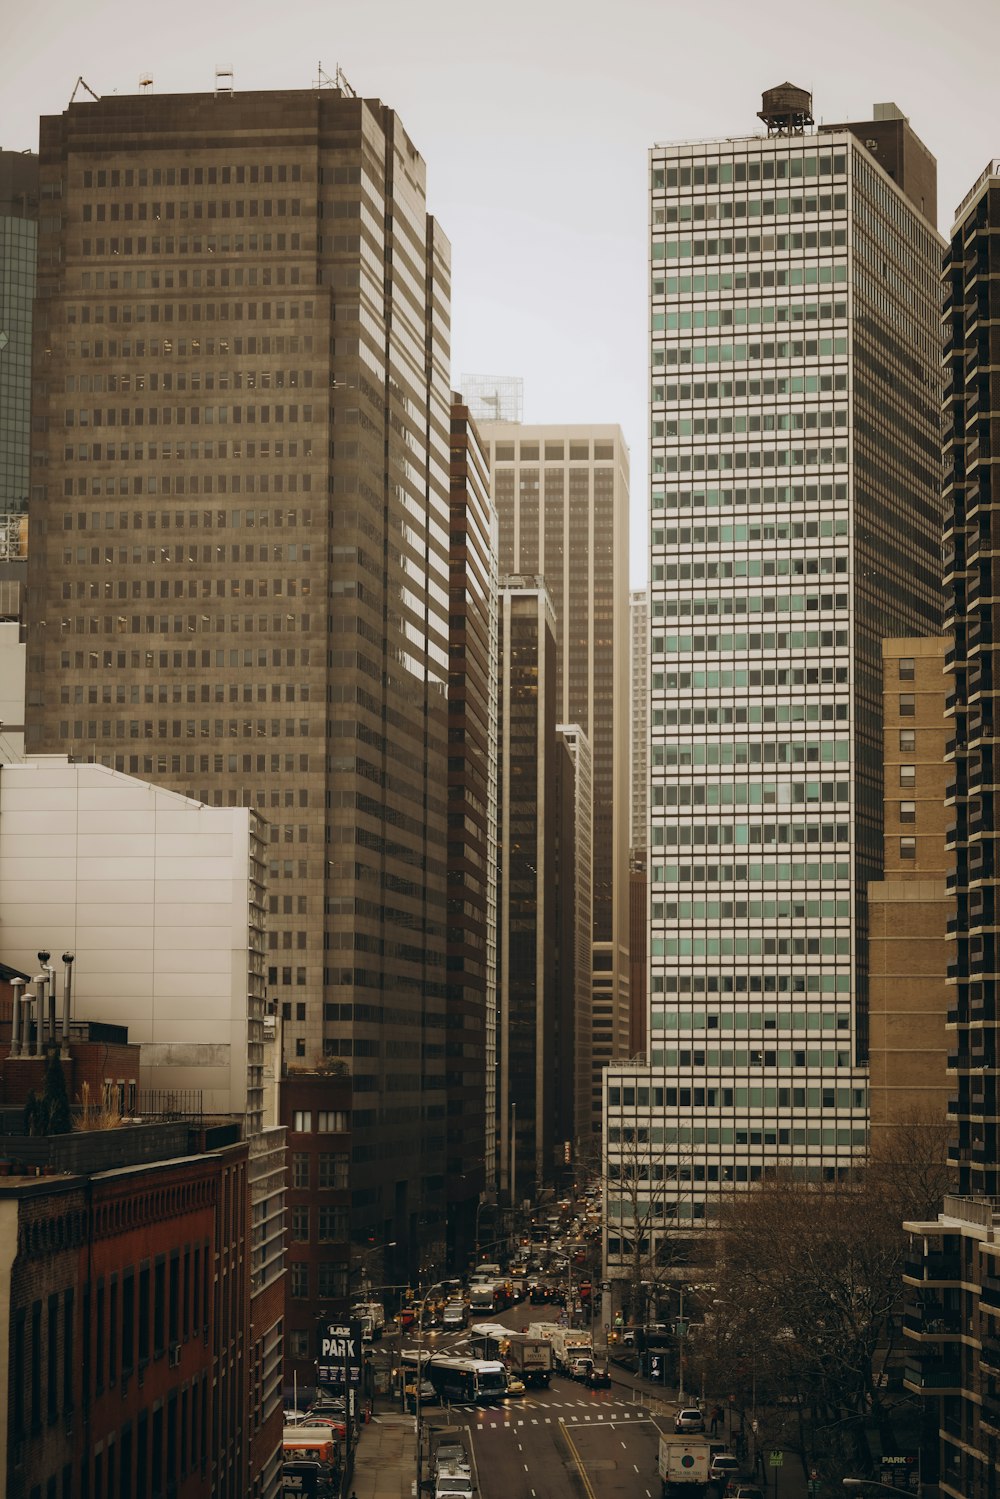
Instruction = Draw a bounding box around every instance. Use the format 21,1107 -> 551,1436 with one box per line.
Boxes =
351,1413 -> 416,1499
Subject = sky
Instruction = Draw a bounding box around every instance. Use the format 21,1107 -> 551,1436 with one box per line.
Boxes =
5,0 -> 1000,587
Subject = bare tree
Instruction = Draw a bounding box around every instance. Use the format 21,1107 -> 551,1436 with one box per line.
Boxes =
604,1127 -> 695,1325
697,1169 -> 915,1478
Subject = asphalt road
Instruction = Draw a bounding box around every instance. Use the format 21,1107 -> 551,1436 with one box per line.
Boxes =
426,1375 -> 665,1499
419,1307 -> 671,1499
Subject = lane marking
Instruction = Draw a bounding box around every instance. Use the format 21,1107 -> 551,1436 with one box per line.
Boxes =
560,1420 -> 598,1499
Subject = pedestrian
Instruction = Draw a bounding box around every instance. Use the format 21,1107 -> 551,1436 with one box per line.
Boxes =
755,1447 -> 766,1479
709,1407 -> 719,1436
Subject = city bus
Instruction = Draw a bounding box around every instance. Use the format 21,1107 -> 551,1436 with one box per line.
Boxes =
425,1356 -> 508,1403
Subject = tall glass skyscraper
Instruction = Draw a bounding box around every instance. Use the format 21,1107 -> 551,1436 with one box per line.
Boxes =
605,90 -> 944,1275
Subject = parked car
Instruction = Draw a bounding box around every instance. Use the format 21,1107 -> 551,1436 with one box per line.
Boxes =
674,1407 -> 706,1433
434,1474 -> 474,1499
433,1443 -> 470,1474
709,1454 -> 742,1485
724,1486 -> 764,1499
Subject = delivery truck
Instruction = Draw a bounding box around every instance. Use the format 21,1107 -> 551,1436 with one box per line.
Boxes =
503,1332 -> 554,1388
657,1434 -> 710,1494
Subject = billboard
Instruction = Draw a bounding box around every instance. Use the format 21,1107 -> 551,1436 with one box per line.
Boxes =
317,1320 -> 364,1387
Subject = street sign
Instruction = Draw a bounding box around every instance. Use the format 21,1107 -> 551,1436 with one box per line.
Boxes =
769,1450 -> 784,1467
317,1319 -> 364,1386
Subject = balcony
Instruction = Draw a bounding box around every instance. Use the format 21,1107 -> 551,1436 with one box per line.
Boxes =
980,1273 -> 1000,1312
903,1307 -> 962,1339
904,1251 -> 962,1284
904,1359 -> 963,1392
980,1332 -> 1000,1373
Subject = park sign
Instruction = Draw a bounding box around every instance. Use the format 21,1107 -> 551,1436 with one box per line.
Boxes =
317,1319 -> 364,1385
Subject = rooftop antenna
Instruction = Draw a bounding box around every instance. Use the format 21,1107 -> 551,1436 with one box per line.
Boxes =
315,62 -> 336,89
139,73 -> 154,93
68,76 -> 100,106
336,64 -> 356,99
215,65 -> 234,99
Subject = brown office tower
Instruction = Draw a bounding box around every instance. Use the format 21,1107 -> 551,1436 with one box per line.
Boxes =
23,87 -> 452,1271
867,638 -> 951,1146
446,398 -> 498,1257
497,580 -> 559,1203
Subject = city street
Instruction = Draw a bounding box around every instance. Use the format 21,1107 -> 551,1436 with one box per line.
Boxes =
426,1376 -> 664,1499
415,1306 -> 669,1499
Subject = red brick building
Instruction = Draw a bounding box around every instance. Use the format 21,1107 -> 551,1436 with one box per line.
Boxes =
0,1121 -> 252,1498
279,1069 -> 352,1396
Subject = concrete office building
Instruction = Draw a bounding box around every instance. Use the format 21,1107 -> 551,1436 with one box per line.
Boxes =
606,88 -> 945,1272
868,637 -> 951,1144
0,151 -> 37,517
630,588 -> 649,1059
22,85 -> 452,1267
446,397 -> 499,1254
481,421 -> 631,1144
630,587 -> 649,852
903,160 -> 1000,1499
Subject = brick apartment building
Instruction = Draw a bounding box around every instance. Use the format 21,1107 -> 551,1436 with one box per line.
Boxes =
279,1068 -> 352,1396
868,637 -> 952,1142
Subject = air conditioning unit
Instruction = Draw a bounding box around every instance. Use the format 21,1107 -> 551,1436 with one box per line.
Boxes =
168,1343 -> 182,1367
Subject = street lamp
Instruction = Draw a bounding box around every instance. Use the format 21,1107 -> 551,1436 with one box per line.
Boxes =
414,1279 -> 447,1496
351,1240 -> 397,1296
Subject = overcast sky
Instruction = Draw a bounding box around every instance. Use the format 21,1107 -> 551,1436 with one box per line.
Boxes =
5,0 -> 999,586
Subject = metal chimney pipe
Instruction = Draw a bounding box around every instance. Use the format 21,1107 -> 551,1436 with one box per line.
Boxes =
9,977 -> 24,1057
61,954 -> 74,1058
37,953 -> 51,1052
33,974 -> 48,1054
46,965 -> 57,1054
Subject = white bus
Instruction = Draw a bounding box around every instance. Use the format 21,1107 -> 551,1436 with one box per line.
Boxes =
426,1356 -> 508,1403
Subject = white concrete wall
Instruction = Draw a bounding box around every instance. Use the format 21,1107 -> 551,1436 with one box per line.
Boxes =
0,619 -> 26,761
0,757 -> 255,1116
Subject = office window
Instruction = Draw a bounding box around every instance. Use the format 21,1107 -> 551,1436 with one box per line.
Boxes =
317,1263 -> 347,1298
292,1110 -> 312,1132
898,657 -> 915,680
899,764 -> 916,786
291,1207 -> 309,1241
899,801 -> 916,823
899,729 -> 916,751
291,1153 -> 310,1189
289,1263 -> 309,1300
899,694 -> 915,716
318,1152 -> 349,1189
318,1206 -> 348,1241
317,1110 -> 348,1133
899,837 -> 916,859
